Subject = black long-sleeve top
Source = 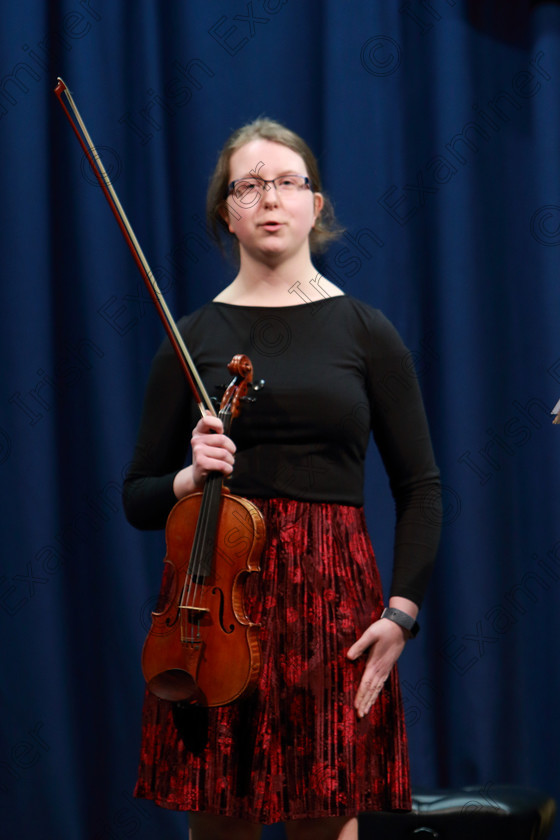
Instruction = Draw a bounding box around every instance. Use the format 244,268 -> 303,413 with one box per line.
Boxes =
123,296 -> 441,607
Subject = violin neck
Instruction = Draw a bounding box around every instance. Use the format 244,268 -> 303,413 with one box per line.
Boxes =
187,407 -> 232,579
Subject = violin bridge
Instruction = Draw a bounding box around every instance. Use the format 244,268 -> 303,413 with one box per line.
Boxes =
180,605 -> 210,644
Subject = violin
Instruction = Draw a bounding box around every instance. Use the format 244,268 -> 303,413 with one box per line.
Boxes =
54,79 -> 265,706
141,354 -> 265,705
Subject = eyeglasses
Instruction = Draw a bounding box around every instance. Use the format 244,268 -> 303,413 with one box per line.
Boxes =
227,174 -> 311,202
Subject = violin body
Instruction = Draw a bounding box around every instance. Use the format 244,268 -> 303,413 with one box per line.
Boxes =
142,489 -> 265,706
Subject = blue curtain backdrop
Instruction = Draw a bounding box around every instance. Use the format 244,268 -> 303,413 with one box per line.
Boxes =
1,2 -> 559,838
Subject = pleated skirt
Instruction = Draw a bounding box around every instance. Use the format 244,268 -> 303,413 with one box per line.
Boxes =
134,498 -> 411,824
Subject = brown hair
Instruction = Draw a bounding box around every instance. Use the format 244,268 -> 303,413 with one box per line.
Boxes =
206,117 -> 343,256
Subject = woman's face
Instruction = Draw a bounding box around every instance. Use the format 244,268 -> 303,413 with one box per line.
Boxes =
224,139 -> 323,264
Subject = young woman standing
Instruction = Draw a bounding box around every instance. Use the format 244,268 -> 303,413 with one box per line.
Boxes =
124,119 -> 441,839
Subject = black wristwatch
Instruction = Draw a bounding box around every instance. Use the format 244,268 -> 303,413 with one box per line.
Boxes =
381,607 -> 420,638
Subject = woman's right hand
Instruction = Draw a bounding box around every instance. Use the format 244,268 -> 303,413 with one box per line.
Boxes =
173,413 -> 236,499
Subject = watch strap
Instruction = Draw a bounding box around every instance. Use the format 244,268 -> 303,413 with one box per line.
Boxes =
381,607 -> 420,638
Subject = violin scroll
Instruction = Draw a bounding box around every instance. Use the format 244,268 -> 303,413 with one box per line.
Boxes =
222,354 -> 253,420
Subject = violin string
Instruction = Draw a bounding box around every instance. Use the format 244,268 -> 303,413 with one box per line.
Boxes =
185,498 -> 206,644
185,403 -> 231,643
181,486 -> 209,644
181,437 -> 219,641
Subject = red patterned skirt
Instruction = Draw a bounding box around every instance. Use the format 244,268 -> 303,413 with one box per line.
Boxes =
134,499 -> 411,824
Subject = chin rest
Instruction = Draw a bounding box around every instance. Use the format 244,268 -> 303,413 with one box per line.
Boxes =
359,785 -> 556,839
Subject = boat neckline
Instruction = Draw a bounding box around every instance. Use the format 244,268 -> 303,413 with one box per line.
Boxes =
210,295 -> 347,310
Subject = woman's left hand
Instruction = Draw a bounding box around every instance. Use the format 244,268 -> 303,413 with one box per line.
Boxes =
347,597 -> 418,718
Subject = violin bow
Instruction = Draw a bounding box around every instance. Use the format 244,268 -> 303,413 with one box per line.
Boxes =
54,77 -> 216,419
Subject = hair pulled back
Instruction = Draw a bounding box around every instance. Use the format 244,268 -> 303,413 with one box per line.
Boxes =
206,117 -> 343,256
